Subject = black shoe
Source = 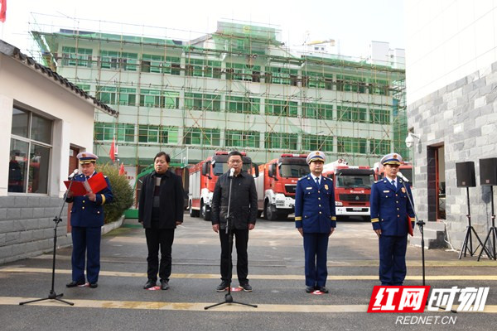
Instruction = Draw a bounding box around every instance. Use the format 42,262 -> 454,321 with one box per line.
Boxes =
317,287 -> 329,293
240,283 -> 252,292
216,281 -> 229,292
89,283 -> 98,289
305,286 -> 315,293
143,279 -> 157,289
160,280 -> 170,290
66,280 -> 85,288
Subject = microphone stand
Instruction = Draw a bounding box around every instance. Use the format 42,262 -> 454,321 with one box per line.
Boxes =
478,185 -> 497,261
20,175 -> 75,306
399,174 -> 455,313
205,169 -> 257,310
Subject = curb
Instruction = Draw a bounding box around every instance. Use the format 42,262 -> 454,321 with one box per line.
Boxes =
101,215 -> 125,235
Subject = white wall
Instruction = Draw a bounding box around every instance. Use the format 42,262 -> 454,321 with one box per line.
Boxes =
0,54 -> 97,197
406,0 -> 497,104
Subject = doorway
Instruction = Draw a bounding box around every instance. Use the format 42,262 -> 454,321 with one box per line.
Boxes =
427,144 -> 445,221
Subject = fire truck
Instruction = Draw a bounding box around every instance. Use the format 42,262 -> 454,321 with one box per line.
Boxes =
256,154 -> 310,220
188,151 -> 258,221
322,159 -> 375,220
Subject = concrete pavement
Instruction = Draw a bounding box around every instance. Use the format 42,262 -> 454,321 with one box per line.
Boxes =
0,215 -> 496,330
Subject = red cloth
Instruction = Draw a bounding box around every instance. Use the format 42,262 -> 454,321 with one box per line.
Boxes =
0,0 -> 6,23
407,216 -> 414,236
119,163 -> 125,176
109,138 -> 116,162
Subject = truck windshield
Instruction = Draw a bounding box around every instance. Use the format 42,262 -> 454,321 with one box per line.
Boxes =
279,164 -> 310,178
213,162 -> 252,176
399,168 -> 412,182
336,174 -> 375,189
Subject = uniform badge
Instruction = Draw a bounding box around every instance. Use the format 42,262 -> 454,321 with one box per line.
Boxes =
383,190 -> 390,193
306,187 -> 313,190
401,187 -> 406,193
324,184 -> 329,190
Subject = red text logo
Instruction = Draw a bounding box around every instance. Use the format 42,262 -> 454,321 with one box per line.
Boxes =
368,286 -> 430,313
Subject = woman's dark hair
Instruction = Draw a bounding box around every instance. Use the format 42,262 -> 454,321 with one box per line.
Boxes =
154,152 -> 170,163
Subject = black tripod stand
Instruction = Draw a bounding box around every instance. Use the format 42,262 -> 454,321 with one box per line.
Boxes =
20,178 -> 75,306
459,187 -> 490,259
478,185 -> 497,261
205,169 -> 257,310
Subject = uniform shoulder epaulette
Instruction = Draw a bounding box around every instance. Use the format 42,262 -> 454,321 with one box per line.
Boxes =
298,176 -> 305,181
374,180 -> 380,184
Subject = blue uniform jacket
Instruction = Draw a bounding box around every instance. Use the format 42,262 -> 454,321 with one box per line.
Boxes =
370,178 -> 415,236
295,175 -> 336,233
66,172 -> 114,227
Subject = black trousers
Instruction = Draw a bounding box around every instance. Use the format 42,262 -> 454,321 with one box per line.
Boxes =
145,228 -> 175,281
219,228 -> 249,284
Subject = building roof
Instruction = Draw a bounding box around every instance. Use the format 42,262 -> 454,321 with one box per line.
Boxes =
0,39 -> 118,117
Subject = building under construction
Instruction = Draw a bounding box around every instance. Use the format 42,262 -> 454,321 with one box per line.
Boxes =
31,19 -> 407,177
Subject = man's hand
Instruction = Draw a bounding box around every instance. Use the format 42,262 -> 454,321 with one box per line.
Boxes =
212,224 -> 219,233
374,229 -> 382,237
86,192 -> 96,202
67,191 -> 73,198
248,224 -> 255,230
329,228 -> 335,237
297,228 -> 303,237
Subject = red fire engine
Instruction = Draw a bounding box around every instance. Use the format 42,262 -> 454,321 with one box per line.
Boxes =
323,159 -> 375,220
188,151 -> 257,221
255,154 -> 310,220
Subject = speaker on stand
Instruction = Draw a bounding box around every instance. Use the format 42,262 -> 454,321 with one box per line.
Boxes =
456,162 -> 490,259
478,158 -> 497,260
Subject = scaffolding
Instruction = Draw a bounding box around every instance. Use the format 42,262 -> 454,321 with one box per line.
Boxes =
28,14 -> 407,172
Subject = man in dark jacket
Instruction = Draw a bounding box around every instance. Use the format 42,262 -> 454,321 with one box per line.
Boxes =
139,152 -> 184,290
211,151 -> 257,292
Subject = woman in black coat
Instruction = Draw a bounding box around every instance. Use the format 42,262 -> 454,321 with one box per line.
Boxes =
139,152 -> 184,290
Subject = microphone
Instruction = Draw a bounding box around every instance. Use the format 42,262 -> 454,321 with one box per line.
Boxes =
68,169 -> 79,179
397,171 -> 409,182
229,168 -> 235,178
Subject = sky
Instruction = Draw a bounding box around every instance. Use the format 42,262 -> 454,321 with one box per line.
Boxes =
0,0 -> 405,58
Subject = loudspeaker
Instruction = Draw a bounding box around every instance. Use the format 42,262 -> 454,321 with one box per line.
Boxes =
480,158 -> 497,186
456,162 -> 476,187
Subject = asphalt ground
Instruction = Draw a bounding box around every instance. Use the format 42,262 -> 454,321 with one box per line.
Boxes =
1,214 -> 496,331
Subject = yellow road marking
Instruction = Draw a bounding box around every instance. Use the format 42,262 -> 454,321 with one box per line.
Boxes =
1,267 -> 497,281
1,297 -> 497,313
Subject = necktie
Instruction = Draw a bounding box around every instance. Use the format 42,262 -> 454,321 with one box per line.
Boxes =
391,180 -> 396,188
315,177 -> 320,186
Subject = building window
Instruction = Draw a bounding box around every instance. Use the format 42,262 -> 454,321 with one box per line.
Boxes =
336,75 -> 367,93
370,108 -> 390,125
369,139 -> 390,155
9,107 -> 52,194
118,87 -> 136,106
94,123 -> 135,143
336,105 -> 367,123
302,135 -> 333,152
266,67 -> 298,86
184,93 -> 221,111
265,132 -> 298,150
337,137 -> 367,154
302,103 -> 333,120
225,130 -> 260,148
61,46 -> 93,67
265,99 -> 298,117
184,128 -> 220,146
96,86 -> 117,105
185,58 -> 222,78
226,96 -> 260,114
226,62 -> 261,82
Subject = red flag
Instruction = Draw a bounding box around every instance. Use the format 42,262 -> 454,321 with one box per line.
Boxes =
119,163 -> 125,176
109,138 -> 116,162
0,0 -> 6,23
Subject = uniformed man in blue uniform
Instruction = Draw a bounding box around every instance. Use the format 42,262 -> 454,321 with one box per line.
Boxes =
295,151 -> 336,293
66,152 -> 113,288
370,153 -> 415,285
